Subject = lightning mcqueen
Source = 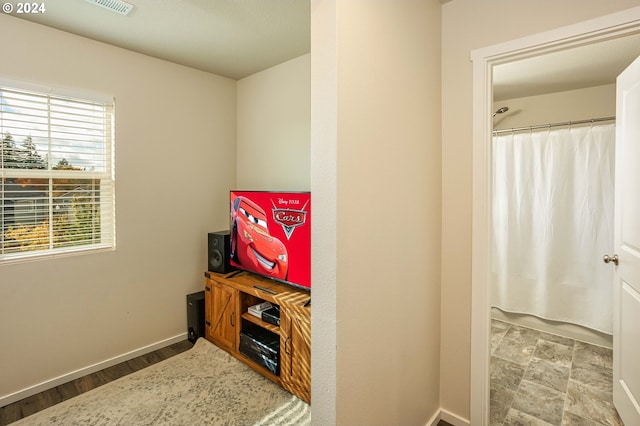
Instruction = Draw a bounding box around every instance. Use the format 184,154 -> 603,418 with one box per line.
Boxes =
230,196 -> 288,280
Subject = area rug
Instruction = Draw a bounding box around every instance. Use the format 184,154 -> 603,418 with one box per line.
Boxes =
13,338 -> 310,425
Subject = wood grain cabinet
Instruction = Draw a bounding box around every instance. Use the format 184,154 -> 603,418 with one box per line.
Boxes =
204,271 -> 311,404
204,279 -> 237,353
279,305 -> 311,403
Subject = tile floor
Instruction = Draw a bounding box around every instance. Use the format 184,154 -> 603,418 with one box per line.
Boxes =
490,319 -> 624,426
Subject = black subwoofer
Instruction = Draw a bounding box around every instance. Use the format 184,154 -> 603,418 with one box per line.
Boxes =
208,230 -> 232,273
186,291 -> 205,343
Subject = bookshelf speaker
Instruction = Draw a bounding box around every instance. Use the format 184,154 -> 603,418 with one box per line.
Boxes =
208,231 -> 232,273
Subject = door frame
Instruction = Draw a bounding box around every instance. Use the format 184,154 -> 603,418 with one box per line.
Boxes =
470,7 -> 640,425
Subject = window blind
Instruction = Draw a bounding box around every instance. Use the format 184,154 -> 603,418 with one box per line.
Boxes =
0,85 -> 115,262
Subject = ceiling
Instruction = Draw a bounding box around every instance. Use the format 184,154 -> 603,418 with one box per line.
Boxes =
493,33 -> 640,101
13,2 -> 640,93
14,0 -> 310,80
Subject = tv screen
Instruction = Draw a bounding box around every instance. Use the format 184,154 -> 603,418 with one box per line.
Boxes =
229,191 -> 311,291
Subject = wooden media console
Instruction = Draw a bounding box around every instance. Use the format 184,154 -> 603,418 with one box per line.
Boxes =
204,270 -> 311,403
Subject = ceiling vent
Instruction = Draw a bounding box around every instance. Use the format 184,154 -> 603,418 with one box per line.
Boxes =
85,0 -> 134,16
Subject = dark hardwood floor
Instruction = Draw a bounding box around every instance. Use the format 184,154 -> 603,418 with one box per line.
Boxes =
0,339 -> 194,426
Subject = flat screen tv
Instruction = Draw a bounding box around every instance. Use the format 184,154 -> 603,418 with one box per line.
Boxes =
229,191 -> 311,291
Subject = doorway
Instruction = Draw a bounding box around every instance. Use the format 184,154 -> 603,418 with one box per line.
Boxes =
470,8 -> 640,426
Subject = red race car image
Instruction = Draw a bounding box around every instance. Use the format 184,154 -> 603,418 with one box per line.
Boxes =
230,196 -> 288,280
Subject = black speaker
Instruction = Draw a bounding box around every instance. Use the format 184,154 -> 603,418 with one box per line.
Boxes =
208,230 -> 233,273
186,291 -> 205,343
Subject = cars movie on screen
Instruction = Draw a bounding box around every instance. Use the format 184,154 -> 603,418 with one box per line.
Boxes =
229,191 -> 311,290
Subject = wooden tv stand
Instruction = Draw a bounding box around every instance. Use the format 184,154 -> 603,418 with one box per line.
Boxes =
204,270 -> 311,404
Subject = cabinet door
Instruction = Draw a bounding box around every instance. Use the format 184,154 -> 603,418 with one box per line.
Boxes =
209,280 -> 237,352
280,307 -> 311,403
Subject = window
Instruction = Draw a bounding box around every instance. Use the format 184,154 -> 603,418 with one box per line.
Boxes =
1,83 -> 115,262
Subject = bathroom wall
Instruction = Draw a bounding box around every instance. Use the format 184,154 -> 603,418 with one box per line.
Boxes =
493,84 -> 616,131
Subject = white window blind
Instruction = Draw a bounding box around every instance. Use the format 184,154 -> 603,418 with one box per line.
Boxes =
0,84 -> 115,262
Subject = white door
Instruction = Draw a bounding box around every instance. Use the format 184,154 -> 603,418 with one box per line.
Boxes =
612,54 -> 640,425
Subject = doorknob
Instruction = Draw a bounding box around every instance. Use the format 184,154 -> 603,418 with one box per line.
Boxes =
603,254 -> 619,265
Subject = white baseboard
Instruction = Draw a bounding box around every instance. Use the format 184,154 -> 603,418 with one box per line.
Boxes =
426,408 -> 471,426
0,333 -> 188,408
426,410 -> 441,426
439,409 -> 471,426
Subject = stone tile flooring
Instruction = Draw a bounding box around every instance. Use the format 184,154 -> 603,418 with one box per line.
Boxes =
490,319 -> 624,426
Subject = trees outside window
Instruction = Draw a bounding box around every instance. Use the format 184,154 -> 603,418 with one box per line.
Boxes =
1,85 -> 114,261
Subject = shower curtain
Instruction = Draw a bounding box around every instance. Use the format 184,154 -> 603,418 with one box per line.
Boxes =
492,123 -> 615,334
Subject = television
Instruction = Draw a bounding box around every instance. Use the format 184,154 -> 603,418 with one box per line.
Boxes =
229,191 -> 311,291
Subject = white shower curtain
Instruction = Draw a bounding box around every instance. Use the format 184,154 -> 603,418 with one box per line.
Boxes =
492,123 -> 615,334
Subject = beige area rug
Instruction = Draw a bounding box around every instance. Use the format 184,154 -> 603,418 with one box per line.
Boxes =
13,338 -> 310,425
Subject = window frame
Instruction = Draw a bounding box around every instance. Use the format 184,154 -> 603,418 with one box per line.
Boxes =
0,79 -> 115,264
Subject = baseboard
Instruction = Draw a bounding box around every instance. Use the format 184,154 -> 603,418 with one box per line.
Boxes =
425,408 -> 470,426
426,410 -> 441,426
0,333 -> 188,408
439,409 -> 471,426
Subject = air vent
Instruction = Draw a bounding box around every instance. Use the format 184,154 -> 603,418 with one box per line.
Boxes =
85,0 -> 134,16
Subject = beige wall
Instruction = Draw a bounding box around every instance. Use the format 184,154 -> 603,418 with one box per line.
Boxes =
312,1 -> 442,424
0,15 -> 236,402
310,1 -> 338,423
441,0 -> 640,420
6,0 -> 640,421
237,54 -> 310,190
493,84 -> 616,131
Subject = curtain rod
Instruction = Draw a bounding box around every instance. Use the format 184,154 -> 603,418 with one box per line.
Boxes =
493,116 -> 615,135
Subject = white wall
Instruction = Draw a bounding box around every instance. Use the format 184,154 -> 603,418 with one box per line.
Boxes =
312,1 -> 442,424
441,0 -> 640,420
237,55 -> 310,191
0,15 -> 237,403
